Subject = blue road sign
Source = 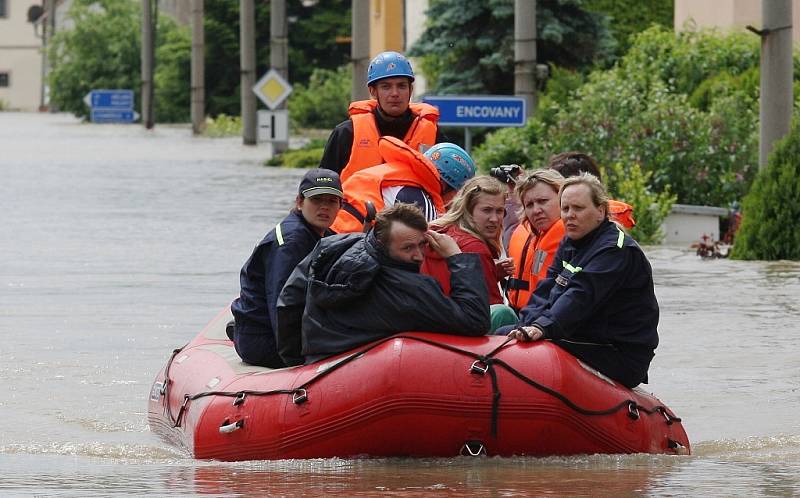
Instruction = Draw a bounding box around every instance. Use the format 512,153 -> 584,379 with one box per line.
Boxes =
87,89 -> 134,110
422,95 -> 526,127
90,109 -> 137,124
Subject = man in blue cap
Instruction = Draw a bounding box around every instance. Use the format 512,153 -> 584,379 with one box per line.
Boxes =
230,169 -> 343,368
319,51 -> 446,181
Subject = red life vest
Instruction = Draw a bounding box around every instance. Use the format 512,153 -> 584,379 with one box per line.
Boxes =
506,219 -> 565,311
341,100 -> 439,182
330,136 -> 445,234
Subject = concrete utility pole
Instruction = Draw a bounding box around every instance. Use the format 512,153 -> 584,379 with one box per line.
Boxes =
514,0 -> 537,117
191,0 -> 205,135
240,0 -> 257,145
351,0 -> 370,101
271,0 -> 288,153
758,0 -> 793,169
141,0 -> 155,129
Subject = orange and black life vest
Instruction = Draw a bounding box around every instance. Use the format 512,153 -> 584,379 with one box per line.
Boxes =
506,219 -> 565,312
330,136 -> 445,234
341,100 -> 439,182
609,199 -> 636,229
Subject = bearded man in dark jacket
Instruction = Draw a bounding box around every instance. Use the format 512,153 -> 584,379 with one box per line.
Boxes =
276,203 -> 490,366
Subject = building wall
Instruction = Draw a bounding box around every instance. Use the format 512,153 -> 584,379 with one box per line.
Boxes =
369,0 -> 404,56
0,1 -> 44,111
675,0 -> 800,42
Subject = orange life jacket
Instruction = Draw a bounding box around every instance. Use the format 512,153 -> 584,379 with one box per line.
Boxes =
506,219 -> 565,312
609,199 -> 636,229
330,136 -> 445,234
341,100 -> 439,182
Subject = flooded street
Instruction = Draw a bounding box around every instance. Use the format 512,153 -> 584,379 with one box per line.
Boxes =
1,112 -> 799,496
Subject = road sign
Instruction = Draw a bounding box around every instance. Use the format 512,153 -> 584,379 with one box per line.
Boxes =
257,110 -> 289,142
83,89 -> 134,110
90,109 -> 139,124
252,69 -> 292,110
84,89 -> 137,124
422,95 -> 526,127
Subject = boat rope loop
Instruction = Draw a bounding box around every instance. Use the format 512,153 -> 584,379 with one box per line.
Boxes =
160,345 -> 186,425
162,334 -> 681,434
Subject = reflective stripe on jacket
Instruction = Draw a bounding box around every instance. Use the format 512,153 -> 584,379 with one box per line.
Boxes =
342,100 -> 439,182
330,136 -> 445,234
506,219 -> 565,312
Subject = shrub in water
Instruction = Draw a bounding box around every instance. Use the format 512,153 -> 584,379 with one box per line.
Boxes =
731,122 -> 800,261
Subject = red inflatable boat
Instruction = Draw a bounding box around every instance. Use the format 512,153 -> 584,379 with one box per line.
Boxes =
148,308 -> 690,461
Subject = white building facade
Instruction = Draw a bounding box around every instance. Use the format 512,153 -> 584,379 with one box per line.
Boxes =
0,0 -> 44,111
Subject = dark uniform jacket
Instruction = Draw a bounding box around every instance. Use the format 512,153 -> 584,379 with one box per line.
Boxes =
517,220 -> 659,386
230,211 -> 332,365
276,231 -> 490,366
319,108 -> 447,174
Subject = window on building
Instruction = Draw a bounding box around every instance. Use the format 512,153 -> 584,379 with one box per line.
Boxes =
0,72 -> 9,87
0,0 -> 7,18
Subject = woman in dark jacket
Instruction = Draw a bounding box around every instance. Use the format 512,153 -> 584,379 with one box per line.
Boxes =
230,169 -> 343,368
502,173 -> 659,388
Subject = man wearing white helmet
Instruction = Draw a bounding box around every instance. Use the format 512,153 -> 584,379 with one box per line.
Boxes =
319,51 -> 446,181
329,137 -> 476,234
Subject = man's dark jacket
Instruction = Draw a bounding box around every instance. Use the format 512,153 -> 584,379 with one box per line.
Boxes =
230,211 -> 331,366
510,219 -> 659,387
276,231 -> 490,366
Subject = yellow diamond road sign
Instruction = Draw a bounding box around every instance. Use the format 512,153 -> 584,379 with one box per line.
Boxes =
253,69 -> 292,110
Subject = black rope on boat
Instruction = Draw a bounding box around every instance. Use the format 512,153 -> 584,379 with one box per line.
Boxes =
172,387 -> 305,428
162,334 -> 677,434
160,345 -> 185,426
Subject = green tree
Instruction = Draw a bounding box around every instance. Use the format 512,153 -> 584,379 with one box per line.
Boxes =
49,0 -> 142,119
202,1 -> 350,117
731,122 -> 800,261
409,0 -> 616,95
584,0 -> 673,58
48,0 -> 190,122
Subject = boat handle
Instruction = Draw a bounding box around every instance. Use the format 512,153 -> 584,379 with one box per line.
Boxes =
460,440 -> 486,457
219,419 -> 244,434
470,360 -> 488,375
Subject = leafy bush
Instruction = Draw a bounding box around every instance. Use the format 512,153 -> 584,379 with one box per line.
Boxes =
266,145 -> 324,169
605,162 -> 675,245
475,27 -> 770,208
731,122 -> 800,260
288,65 -> 351,130
203,114 -> 241,137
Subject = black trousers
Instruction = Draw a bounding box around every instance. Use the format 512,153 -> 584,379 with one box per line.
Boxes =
232,316 -> 287,369
552,339 -> 651,388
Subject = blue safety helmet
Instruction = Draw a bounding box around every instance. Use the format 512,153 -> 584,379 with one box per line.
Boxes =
424,143 -> 477,191
367,51 -> 415,86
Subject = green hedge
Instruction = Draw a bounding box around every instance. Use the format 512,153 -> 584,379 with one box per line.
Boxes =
731,121 -> 800,260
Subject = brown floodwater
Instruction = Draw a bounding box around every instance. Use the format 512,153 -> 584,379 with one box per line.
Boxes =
1,113 -> 798,496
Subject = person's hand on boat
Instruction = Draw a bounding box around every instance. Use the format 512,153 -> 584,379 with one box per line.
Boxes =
508,325 -> 545,342
425,230 -> 462,258
496,257 -> 515,277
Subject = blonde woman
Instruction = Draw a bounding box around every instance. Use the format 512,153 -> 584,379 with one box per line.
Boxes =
506,169 -> 565,312
421,176 -> 517,331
